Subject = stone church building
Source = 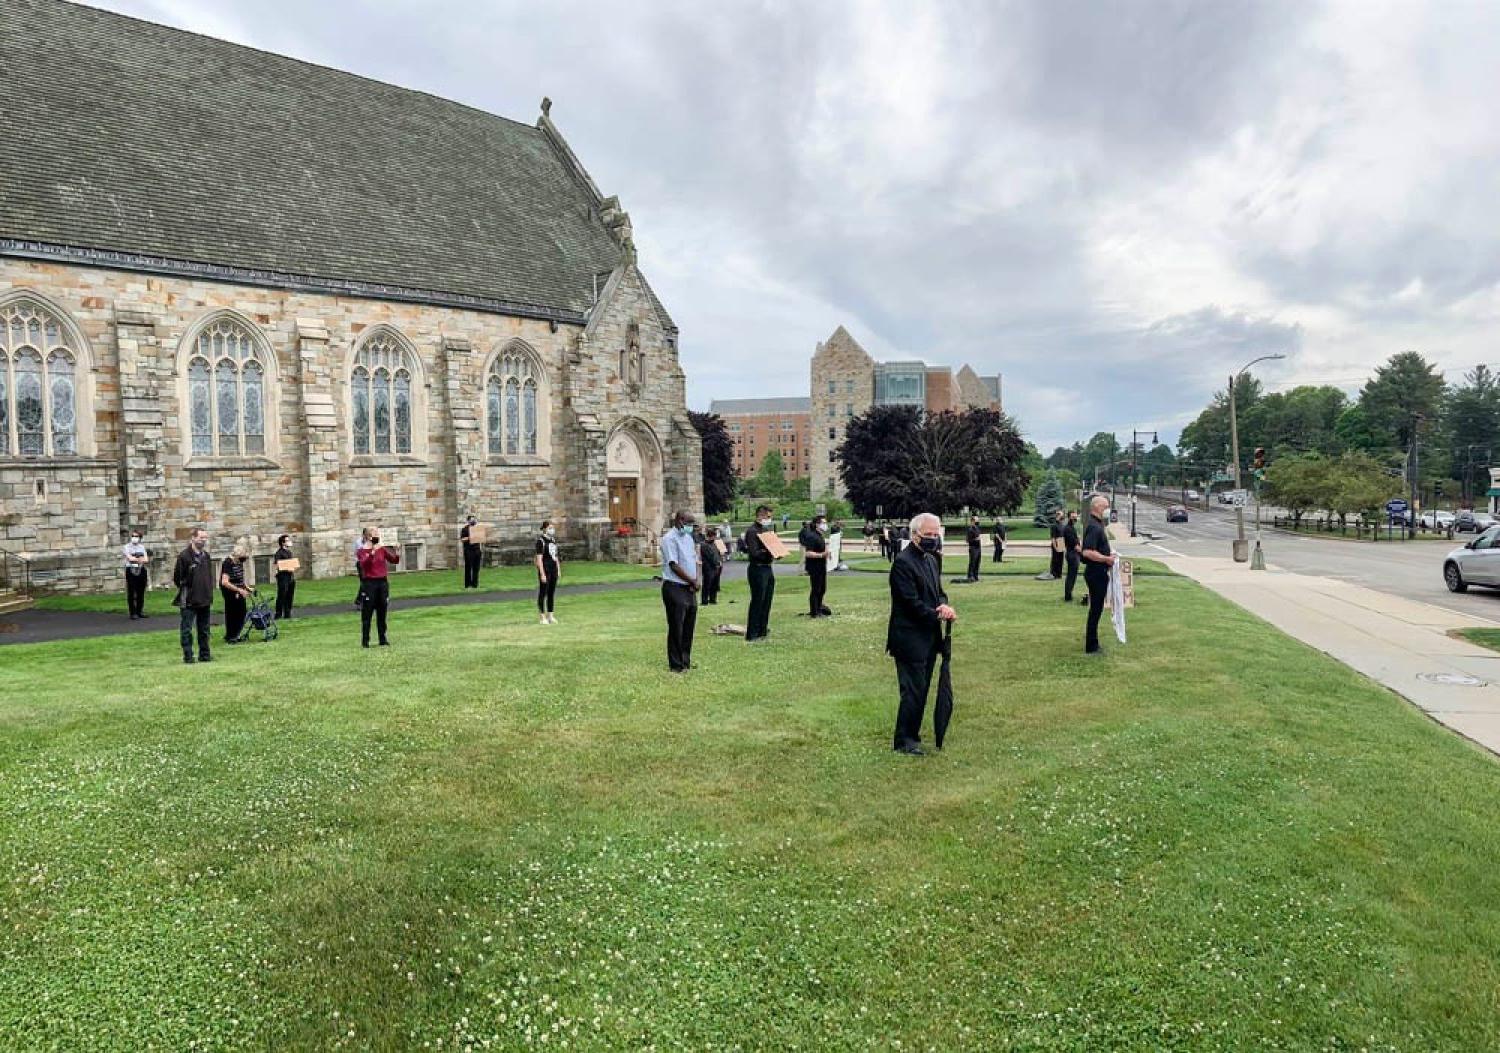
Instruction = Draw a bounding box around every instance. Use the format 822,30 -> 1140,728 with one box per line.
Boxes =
0,0 -> 702,593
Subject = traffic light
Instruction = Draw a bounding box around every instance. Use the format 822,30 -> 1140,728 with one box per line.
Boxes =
1252,447 -> 1266,471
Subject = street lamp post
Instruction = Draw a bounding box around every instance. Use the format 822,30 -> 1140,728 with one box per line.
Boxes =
1228,353 -> 1286,561
1129,428 -> 1157,537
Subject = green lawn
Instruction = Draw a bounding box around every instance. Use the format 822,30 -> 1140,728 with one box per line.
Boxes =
4,562 -> 1500,1048
34,561 -> 655,616
1456,628 -> 1500,653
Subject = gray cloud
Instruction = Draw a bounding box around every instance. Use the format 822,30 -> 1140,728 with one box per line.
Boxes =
87,0 -> 1500,451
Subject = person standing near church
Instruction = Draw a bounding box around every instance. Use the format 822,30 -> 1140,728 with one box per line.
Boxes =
357,527 -> 400,647
460,515 -> 482,589
535,519 -> 561,624
990,518 -> 1006,563
219,544 -> 253,644
1081,496 -> 1117,654
123,528 -> 149,620
965,514 -> 983,582
744,504 -> 778,642
659,510 -> 699,672
173,527 -> 215,664
1048,509 -> 1066,580
274,533 -> 297,620
699,526 -> 723,605
1061,510 -> 1082,604
799,514 -> 831,618
888,512 -> 958,755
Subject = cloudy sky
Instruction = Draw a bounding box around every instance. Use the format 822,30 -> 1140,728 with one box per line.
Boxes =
92,0 -> 1500,452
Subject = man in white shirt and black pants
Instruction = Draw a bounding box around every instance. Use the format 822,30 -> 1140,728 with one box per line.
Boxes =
659,510 -> 700,673
122,529 -> 149,619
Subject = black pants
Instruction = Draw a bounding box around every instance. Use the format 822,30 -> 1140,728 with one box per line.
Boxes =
992,541 -> 1003,563
702,565 -> 721,604
221,588 -> 246,641
463,544 -> 481,588
806,558 -> 827,616
537,568 -> 558,613
747,563 -> 775,640
179,604 -> 211,658
1049,548 -> 1064,578
662,581 -> 697,671
125,569 -> 147,617
361,577 -> 390,645
893,648 -> 939,749
1085,568 -> 1108,653
354,571 -> 366,606
275,572 -> 296,619
966,546 -> 981,581
1064,552 -> 1080,601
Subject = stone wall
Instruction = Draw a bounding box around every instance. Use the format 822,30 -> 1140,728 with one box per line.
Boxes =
809,326 -> 873,498
0,255 -> 700,592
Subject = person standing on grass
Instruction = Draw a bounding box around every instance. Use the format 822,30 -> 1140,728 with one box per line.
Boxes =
744,504 -> 778,642
460,515 -> 482,589
991,518 -> 1006,563
356,527 -> 400,648
700,526 -> 723,605
274,533 -> 296,620
1081,496 -> 1117,655
965,514 -> 983,582
219,544 -> 253,644
800,514 -> 832,618
123,528 -> 149,620
352,526 -> 372,608
887,512 -> 958,755
660,509 -> 699,672
172,527 -> 214,664
535,519 -> 560,624
1061,510 -> 1082,604
1047,509 -> 1066,580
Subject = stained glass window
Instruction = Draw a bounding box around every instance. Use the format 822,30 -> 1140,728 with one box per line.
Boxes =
352,366 -> 370,455
1,298 -> 87,459
487,344 -> 546,459
486,375 -> 502,455
190,359 -> 213,455
523,379 -> 537,455
505,377 -> 520,455
373,371 -> 391,453
47,351 -> 75,455
393,370 -> 411,455
242,360 -> 264,454
0,365 -> 7,455
14,350 -> 43,456
185,317 -> 271,458
350,331 -> 419,457
216,360 -> 238,450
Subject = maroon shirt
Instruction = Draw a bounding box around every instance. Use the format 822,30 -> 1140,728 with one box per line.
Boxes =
356,544 -> 400,580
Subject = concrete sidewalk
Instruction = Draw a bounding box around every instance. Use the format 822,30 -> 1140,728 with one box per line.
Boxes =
1125,542 -> 1500,757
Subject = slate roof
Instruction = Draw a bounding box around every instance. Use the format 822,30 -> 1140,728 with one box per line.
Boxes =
0,0 -> 629,319
708,397 -> 812,415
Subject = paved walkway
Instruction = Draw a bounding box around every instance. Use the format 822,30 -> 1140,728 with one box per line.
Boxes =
1121,540 -> 1500,757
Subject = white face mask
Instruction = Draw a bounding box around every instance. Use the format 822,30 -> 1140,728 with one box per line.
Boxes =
758,517 -> 772,528
544,528 -> 554,538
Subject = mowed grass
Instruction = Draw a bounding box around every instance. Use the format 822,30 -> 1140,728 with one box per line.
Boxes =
33,561 -> 654,616
3,560 -> 1500,1049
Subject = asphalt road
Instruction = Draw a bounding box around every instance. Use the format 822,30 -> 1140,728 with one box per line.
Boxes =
1120,498 -> 1500,625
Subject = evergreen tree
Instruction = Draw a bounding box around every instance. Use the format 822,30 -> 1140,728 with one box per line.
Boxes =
1032,470 -> 1065,526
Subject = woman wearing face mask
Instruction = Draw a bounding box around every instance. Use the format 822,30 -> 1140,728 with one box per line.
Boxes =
799,515 -> 832,618
535,520 -> 561,624
219,544 -> 253,643
122,528 -> 150,619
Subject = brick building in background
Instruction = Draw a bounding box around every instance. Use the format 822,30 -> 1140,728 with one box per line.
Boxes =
709,397 -> 812,479
810,326 -> 1002,498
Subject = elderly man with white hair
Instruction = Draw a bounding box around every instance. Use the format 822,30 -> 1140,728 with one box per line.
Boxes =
885,511 -> 958,755
1081,495 -> 1118,654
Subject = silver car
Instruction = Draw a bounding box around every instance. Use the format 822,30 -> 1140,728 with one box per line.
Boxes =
1444,525 -> 1500,592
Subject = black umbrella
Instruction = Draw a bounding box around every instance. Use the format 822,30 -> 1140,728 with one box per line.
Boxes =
934,620 -> 954,750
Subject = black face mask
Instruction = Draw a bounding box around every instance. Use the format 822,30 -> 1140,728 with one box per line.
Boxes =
918,535 -> 941,554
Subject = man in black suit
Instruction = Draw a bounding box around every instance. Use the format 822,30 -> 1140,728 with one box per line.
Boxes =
964,514 -> 983,582
887,512 -> 958,755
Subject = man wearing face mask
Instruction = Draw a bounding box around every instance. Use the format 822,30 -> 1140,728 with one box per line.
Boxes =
887,512 -> 958,755
744,503 -> 778,642
965,513 -> 983,582
460,515 -> 482,589
799,514 -> 832,618
1081,495 -> 1118,655
659,510 -> 700,672
172,527 -> 215,664
535,519 -> 561,624
122,528 -> 150,620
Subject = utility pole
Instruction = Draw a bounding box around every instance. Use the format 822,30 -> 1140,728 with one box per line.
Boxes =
1129,428 -> 1156,537
1228,354 -> 1286,561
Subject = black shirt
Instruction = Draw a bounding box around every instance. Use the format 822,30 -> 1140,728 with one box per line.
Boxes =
799,525 -> 826,564
700,539 -> 722,570
275,545 -> 294,578
461,524 -> 477,547
173,546 -> 215,608
966,523 -> 981,548
535,535 -> 559,573
991,522 -> 1007,542
1062,522 -> 1080,551
745,523 -> 776,565
1082,517 -> 1111,571
220,557 -> 245,590
1049,521 -> 1063,541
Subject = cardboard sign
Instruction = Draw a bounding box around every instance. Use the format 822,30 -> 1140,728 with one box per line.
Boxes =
465,525 -> 488,544
714,539 -> 728,555
758,532 -> 790,559
378,528 -> 399,545
1104,559 -> 1135,609
275,558 -> 301,573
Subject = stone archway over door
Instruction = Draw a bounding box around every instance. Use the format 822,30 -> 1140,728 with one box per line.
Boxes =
606,421 -> 664,533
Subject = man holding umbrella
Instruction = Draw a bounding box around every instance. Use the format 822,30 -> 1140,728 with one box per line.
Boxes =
887,512 -> 958,755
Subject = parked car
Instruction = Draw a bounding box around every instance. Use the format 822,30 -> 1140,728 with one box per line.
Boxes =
1419,510 -> 1455,530
1454,511 -> 1496,533
1166,505 -> 1189,523
1444,525 -> 1500,592
1184,489 -> 1201,502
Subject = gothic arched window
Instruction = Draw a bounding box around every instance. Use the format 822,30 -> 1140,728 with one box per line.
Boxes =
0,297 -> 86,458
351,329 -> 419,457
486,343 -> 547,459
184,316 -> 271,457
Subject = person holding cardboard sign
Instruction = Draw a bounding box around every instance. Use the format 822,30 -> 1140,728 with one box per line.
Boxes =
743,504 -> 781,642
273,533 -> 297,619
460,515 -> 483,589
356,526 -> 400,647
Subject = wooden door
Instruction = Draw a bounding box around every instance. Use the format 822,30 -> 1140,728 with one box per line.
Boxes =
609,478 -> 638,528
